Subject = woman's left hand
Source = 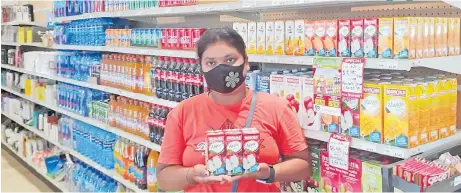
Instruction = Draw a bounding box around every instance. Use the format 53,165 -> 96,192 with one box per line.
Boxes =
227,163 -> 271,182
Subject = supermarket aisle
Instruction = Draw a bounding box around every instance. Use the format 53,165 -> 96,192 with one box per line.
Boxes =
1,147 -> 54,192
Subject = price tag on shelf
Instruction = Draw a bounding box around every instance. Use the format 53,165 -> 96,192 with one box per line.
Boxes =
364,143 -> 377,153
165,8 -> 173,13
376,60 -> 399,70
264,57 -> 279,63
242,0 -> 256,7
341,58 -> 364,99
328,133 -> 351,170
393,151 -> 404,158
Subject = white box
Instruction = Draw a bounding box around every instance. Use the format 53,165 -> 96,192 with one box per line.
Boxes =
265,21 -> 275,55
247,22 -> 257,54
256,22 -> 266,55
240,23 -> 248,49
274,21 -> 285,55
300,76 -> 321,131
285,74 -> 303,119
269,72 -> 285,98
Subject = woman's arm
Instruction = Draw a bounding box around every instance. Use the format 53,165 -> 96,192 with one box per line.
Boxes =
274,148 -> 312,181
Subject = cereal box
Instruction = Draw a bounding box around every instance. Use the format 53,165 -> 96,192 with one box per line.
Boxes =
274,21 -> 285,55
224,130 -> 243,176
247,22 -> 257,54
256,22 -> 266,55
416,17 -> 425,59
324,20 -> 338,57
294,20 -> 305,56
265,21 -> 275,55
409,17 -> 419,59
378,18 -> 394,59
285,74 -> 303,118
341,98 -> 360,138
339,157 -> 362,193
351,19 -> 364,58
314,20 -> 327,56
320,151 -> 340,193
285,20 -> 295,56
424,17 -> 435,58
301,76 -> 321,132
304,20 -> 316,56
338,19 -> 351,57
242,128 -> 260,174
364,18 -> 379,58
241,23 -> 248,49
360,82 -> 384,143
435,17 -> 448,57
269,72 -> 285,98
394,17 -> 410,59
448,17 -> 460,56
205,130 -> 226,176
362,161 -> 383,193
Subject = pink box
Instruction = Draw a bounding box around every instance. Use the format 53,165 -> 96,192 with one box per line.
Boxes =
339,157 -> 362,192
351,19 -> 364,57
320,151 -> 340,193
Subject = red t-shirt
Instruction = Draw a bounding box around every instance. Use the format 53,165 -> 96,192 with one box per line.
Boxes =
159,90 -> 307,192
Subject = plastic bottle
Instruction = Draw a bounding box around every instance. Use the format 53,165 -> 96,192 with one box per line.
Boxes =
186,58 -> 196,98
146,150 -> 159,192
155,56 -> 164,98
149,105 -> 158,143
179,58 -> 189,101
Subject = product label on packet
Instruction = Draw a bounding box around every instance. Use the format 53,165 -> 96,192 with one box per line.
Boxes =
242,128 -> 260,174
225,130 -> 243,176
206,131 -> 226,176
320,151 -> 340,193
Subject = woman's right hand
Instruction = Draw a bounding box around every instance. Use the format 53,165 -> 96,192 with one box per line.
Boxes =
187,164 -> 232,185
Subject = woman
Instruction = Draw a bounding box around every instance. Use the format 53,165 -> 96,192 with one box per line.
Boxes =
157,27 -> 311,192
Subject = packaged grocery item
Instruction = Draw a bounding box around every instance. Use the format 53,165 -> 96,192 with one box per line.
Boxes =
294,20 -> 305,56
256,72 -> 270,93
417,79 -> 430,145
300,76 -> 321,131
224,130 -> 243,176
426,78 -> 439,142
233,22 -> 241,34
285,74 -> 303,117
448,17 -> 460,56
265,21 -> 275,55
360,82 -> 384,143
242,128 -> 260,174
314,20 -> 326,56
270,72 -> 285,98
285,20 -> 295,56
241,23 -> 248,49
339,157 -> 362,193
394,17 -> 411,59
364,18 -> 378,58
351,19 -> 364,57
436,78 -> 449,139
338,19 -> 351,57
256,22 -> 266,55
247,22 -> 257,54
378,17 -> 394,59
424,17 -> 435,58
341,98 -> 360,138
324,20 -> 338,57
274,21 -> 285,55
205,130 -> 226,176
435,17 -> 448,57
361,161 -> 383,192
446,78 -> 457,136
320,151 -> 340,193
416,17 -> 425,59
304,20 -> 315,56
306,145 -> 322,192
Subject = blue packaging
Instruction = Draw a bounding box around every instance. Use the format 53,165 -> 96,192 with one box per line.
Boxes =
256,72 -> 270,93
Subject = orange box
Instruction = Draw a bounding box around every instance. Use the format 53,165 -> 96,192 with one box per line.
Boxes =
304,20 -> 315,56
313,20 -> 326,56
424,17 -> 435,58
435,17 -> 448,57
416,17 -> 425,59
448,17 -> 460,56
324,20 -> 338,57
285,20 -> 295,55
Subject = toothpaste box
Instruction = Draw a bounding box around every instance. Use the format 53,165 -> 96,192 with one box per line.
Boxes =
351,19 -> 364,57
424,17 -> 435,58
285,20 -> 295,56
338,19 -> 351,57
224,130 -> 243,176
270,72 -> 285,98
448,17 -> 460,56
256,72 -> 270,93
294,20 -> 305,56
274,21 -> 285,55
304,20 -> 316,56
265,21 -> 275,55
206,130 -> 226,176
364,18 -> 379,58
324,20 -> 338,57
256,22 -> 266,55
339,157 -> 362,193
435,17 -> 448,57
394,17 -> 411,59
314,20 -> 326,56
320,151 -> 340,193
285,74 -> 303,119
378,17 -> 394,59
247,22 -> 257,54
301,76 -> 321,132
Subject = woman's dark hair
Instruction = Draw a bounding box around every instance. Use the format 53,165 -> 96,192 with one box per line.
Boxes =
196,27 -> 247,62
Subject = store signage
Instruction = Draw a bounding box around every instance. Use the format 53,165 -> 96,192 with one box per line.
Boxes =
313,56 -> 341,69
328,133 -> 351,170
341,58 -> 365,99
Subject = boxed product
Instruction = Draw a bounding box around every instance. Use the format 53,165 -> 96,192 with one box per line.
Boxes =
256,72 -> 270,93
360,82 -> 384,143
417,80 -> 431,145
378,17 -> 394,59
394,17 -> 411,59
424,17 -> 435,58
269,72 -> 285,98
285,20 -> 295,56
324,20 -> 338,57
314,20 -> 326,56
304,20 -> 316,56
233,22 -> 241,34
274,21 -> 285,55
242,128 -> 260,174
300,76 -> 321,131
341,98 -> 360,138
351,19 -> 364,58
416,17 -> 425,59
265,21 -> 275,55
294,20 -> 305,56
320,151 -> 340,193
364,18 -> 379,58
361,161 -> 383,192
307,144 -> 322,192
435,17 -> 448,57
256,22 -> 266,55
225,130 -> 243,176
409,17 -> 419,59
448,17 -> 460,56
426,78 -> 439,142
284,74 -> 303,117
241,23 -> 248,50
338,19 -> 351,57
247,22 -> 257,54
206,130 -> 226,176
339,157 -> 362,193
447,78 -> 458,136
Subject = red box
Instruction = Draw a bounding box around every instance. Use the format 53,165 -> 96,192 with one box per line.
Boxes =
162,29 -> 169,49
177,28 -> 185,49
170,28 -> 179,49
159,0 -> 167,7
181,28 -> 192,50
192,28 -> 206,49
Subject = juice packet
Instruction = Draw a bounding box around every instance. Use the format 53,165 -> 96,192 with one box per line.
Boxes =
393,17 -> 410,59
351,19 -> 364,57
338,19 -> 351,57
364,18 -> 378,58
378,17 -> 394,59
304,20 -> 315,56
294,20 -> 305,56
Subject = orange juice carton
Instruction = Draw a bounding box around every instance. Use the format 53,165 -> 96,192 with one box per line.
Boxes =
285,20 -> 295,55
425,77 -> 440,142
378,18 -> 394,59
301,76 -> 321,132
242,128 -> 260,174
424,17 -> 435,58
434,77 -> 450,139
364,18 -> 379,58
232,22 -> 240,33
360,82 -> 384,143
241,23 -> 248,49
341,97 -> 360,138
320,151 -> 340,193
313,20 -> 326,56
205,130 -> 226,176
269,71 -> 286,98
324,20 -> 338,57
416,79 -> 431,145
448,17 -> 460,56
435,17 -> 448,57
265,21 -> 275,55
316,95 -> 341,133
409,17 -> 419,59
285,74 -> 303,119
224,130 -> 243,176
393,17 -> 411,59
351,19 -> 364,58
294,20 -> 305,56
256,22 -> 266,55
446,78 -> 458,136
247,22 -> 257,54
338,19 -> 351,57
304,20 -> 316,56
339,157 -> 362,193
416,17 -> 425,59
274,21 -> 285,55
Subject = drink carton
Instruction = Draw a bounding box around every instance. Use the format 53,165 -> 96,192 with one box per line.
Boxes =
285,74 -> 303,118
224,130 -> 243,176
393,17 -> 410,59
426,78 -> 439,142
304,20 -> 316,56
338,19 -> 351,57
247,22 -> 257,54
406,81 -> 422,148
242,128 -> 260,174
351,19 -> 364,57
314,20 -> 326,56
446,78 -> 457,136
436,78 -> 449,139
424,17 -> 435,58
417,80 -> 431,145
265,21 -> 275,55
364,18 -> 379,58
285,20 -> 295,55
360,82 -> 384,143
300,76 -> 321,132
341,97 -> 360,138
448,17 -> 460,56
294,20 -> 305,56
274,21 -> 285,55
324,20 -> 338,57
233,22 -> 241,34
241,23 -> 248,49
416,17 -> 425,59
320,151 -> 340,193
256,22 -> 266,55
435,17 -> 449,57
306,145 -> 322,192
362,161 -> 383,192
339,157 -> 362,193
270,72 -> 285,98
205,131 -> 226,175
409,17 -> 418,59
378,18 -> 394,59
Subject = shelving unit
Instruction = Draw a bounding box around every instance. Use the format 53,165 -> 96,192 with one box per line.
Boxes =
1,21 -> 47,28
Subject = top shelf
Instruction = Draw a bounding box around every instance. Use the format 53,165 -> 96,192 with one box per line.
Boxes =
1,21 -> 47,28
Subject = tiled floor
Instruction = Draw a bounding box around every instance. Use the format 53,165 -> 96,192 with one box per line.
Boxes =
1,147 -> 54,192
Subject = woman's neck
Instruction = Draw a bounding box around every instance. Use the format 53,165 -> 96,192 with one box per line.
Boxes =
209,86 -> 247,106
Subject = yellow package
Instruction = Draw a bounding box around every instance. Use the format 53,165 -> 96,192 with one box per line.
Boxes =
416,17 -> 425,59
24,79 -> 32,97
247,22 -> 257,54
448,17 -> 460,56
240,23 -> 248,49
360,82 -> 384,144
424,17 -> 435,58
378,18 -> 393,59
409,17 -> 418,59
425,77 -> 440,142
416,79 -> 431,145
294,20 -> 305,56
435,17 -> 448,57
446,78 -> 458,136
17,27 -> 25,43
25,27 -> 33,43
256,22 -> 266,55
394,17 -> 410,59
265,21 -> 275,55
435,78 -> 450,139
274,21 -> 285,55
285,20 -> 295,55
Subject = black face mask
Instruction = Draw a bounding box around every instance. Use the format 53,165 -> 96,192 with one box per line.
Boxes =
203,63 -> 245,94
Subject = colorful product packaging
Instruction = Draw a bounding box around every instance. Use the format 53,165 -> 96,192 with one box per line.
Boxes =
304,20 -> 316,56
416,17 -> 425,59
314,20 -> 326,56
324,20 -> 338,57
447,78 -> 458,136
341,98 -> 360,138
364,18 -> 379,58
241,23 -> 248,50
265,21 -> 275,55
448,17 -> 460,56
338,19 -> 351,57
320,151 -> 340,193
274,21 -> 285,55
360,82 -> 384,143
393,17 -> 411,59
417,80 -> 431,145
306,145 -> 322,192
351,19 -> 364,57
435,17 -> 448,57
361,161 -> 383,192
247,22 -> 257,54
285,20 -> 295,56
269,72 -> 285,98
256,72 -> 271,93
256,22 -> 266,55
224,130 -> 243,176
294,20 -> 305,56
378,17 -> 394,59
424,17 -> 435,58
426,78 -> 439,142
242,128 -> 260,174
301,76 -> 320,132
285,74 -> 303,119
340,157 -> 362,193
205,130 -> 226,176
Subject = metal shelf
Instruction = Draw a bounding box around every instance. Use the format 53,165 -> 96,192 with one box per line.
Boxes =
1,42 -> 47,47
1,21 -> 47,27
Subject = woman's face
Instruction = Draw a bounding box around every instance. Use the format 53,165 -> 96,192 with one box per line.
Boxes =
200,41 -> 248,73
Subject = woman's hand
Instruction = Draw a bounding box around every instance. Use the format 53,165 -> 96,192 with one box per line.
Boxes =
187,164 -> 232,185
229,163 -> 271,182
